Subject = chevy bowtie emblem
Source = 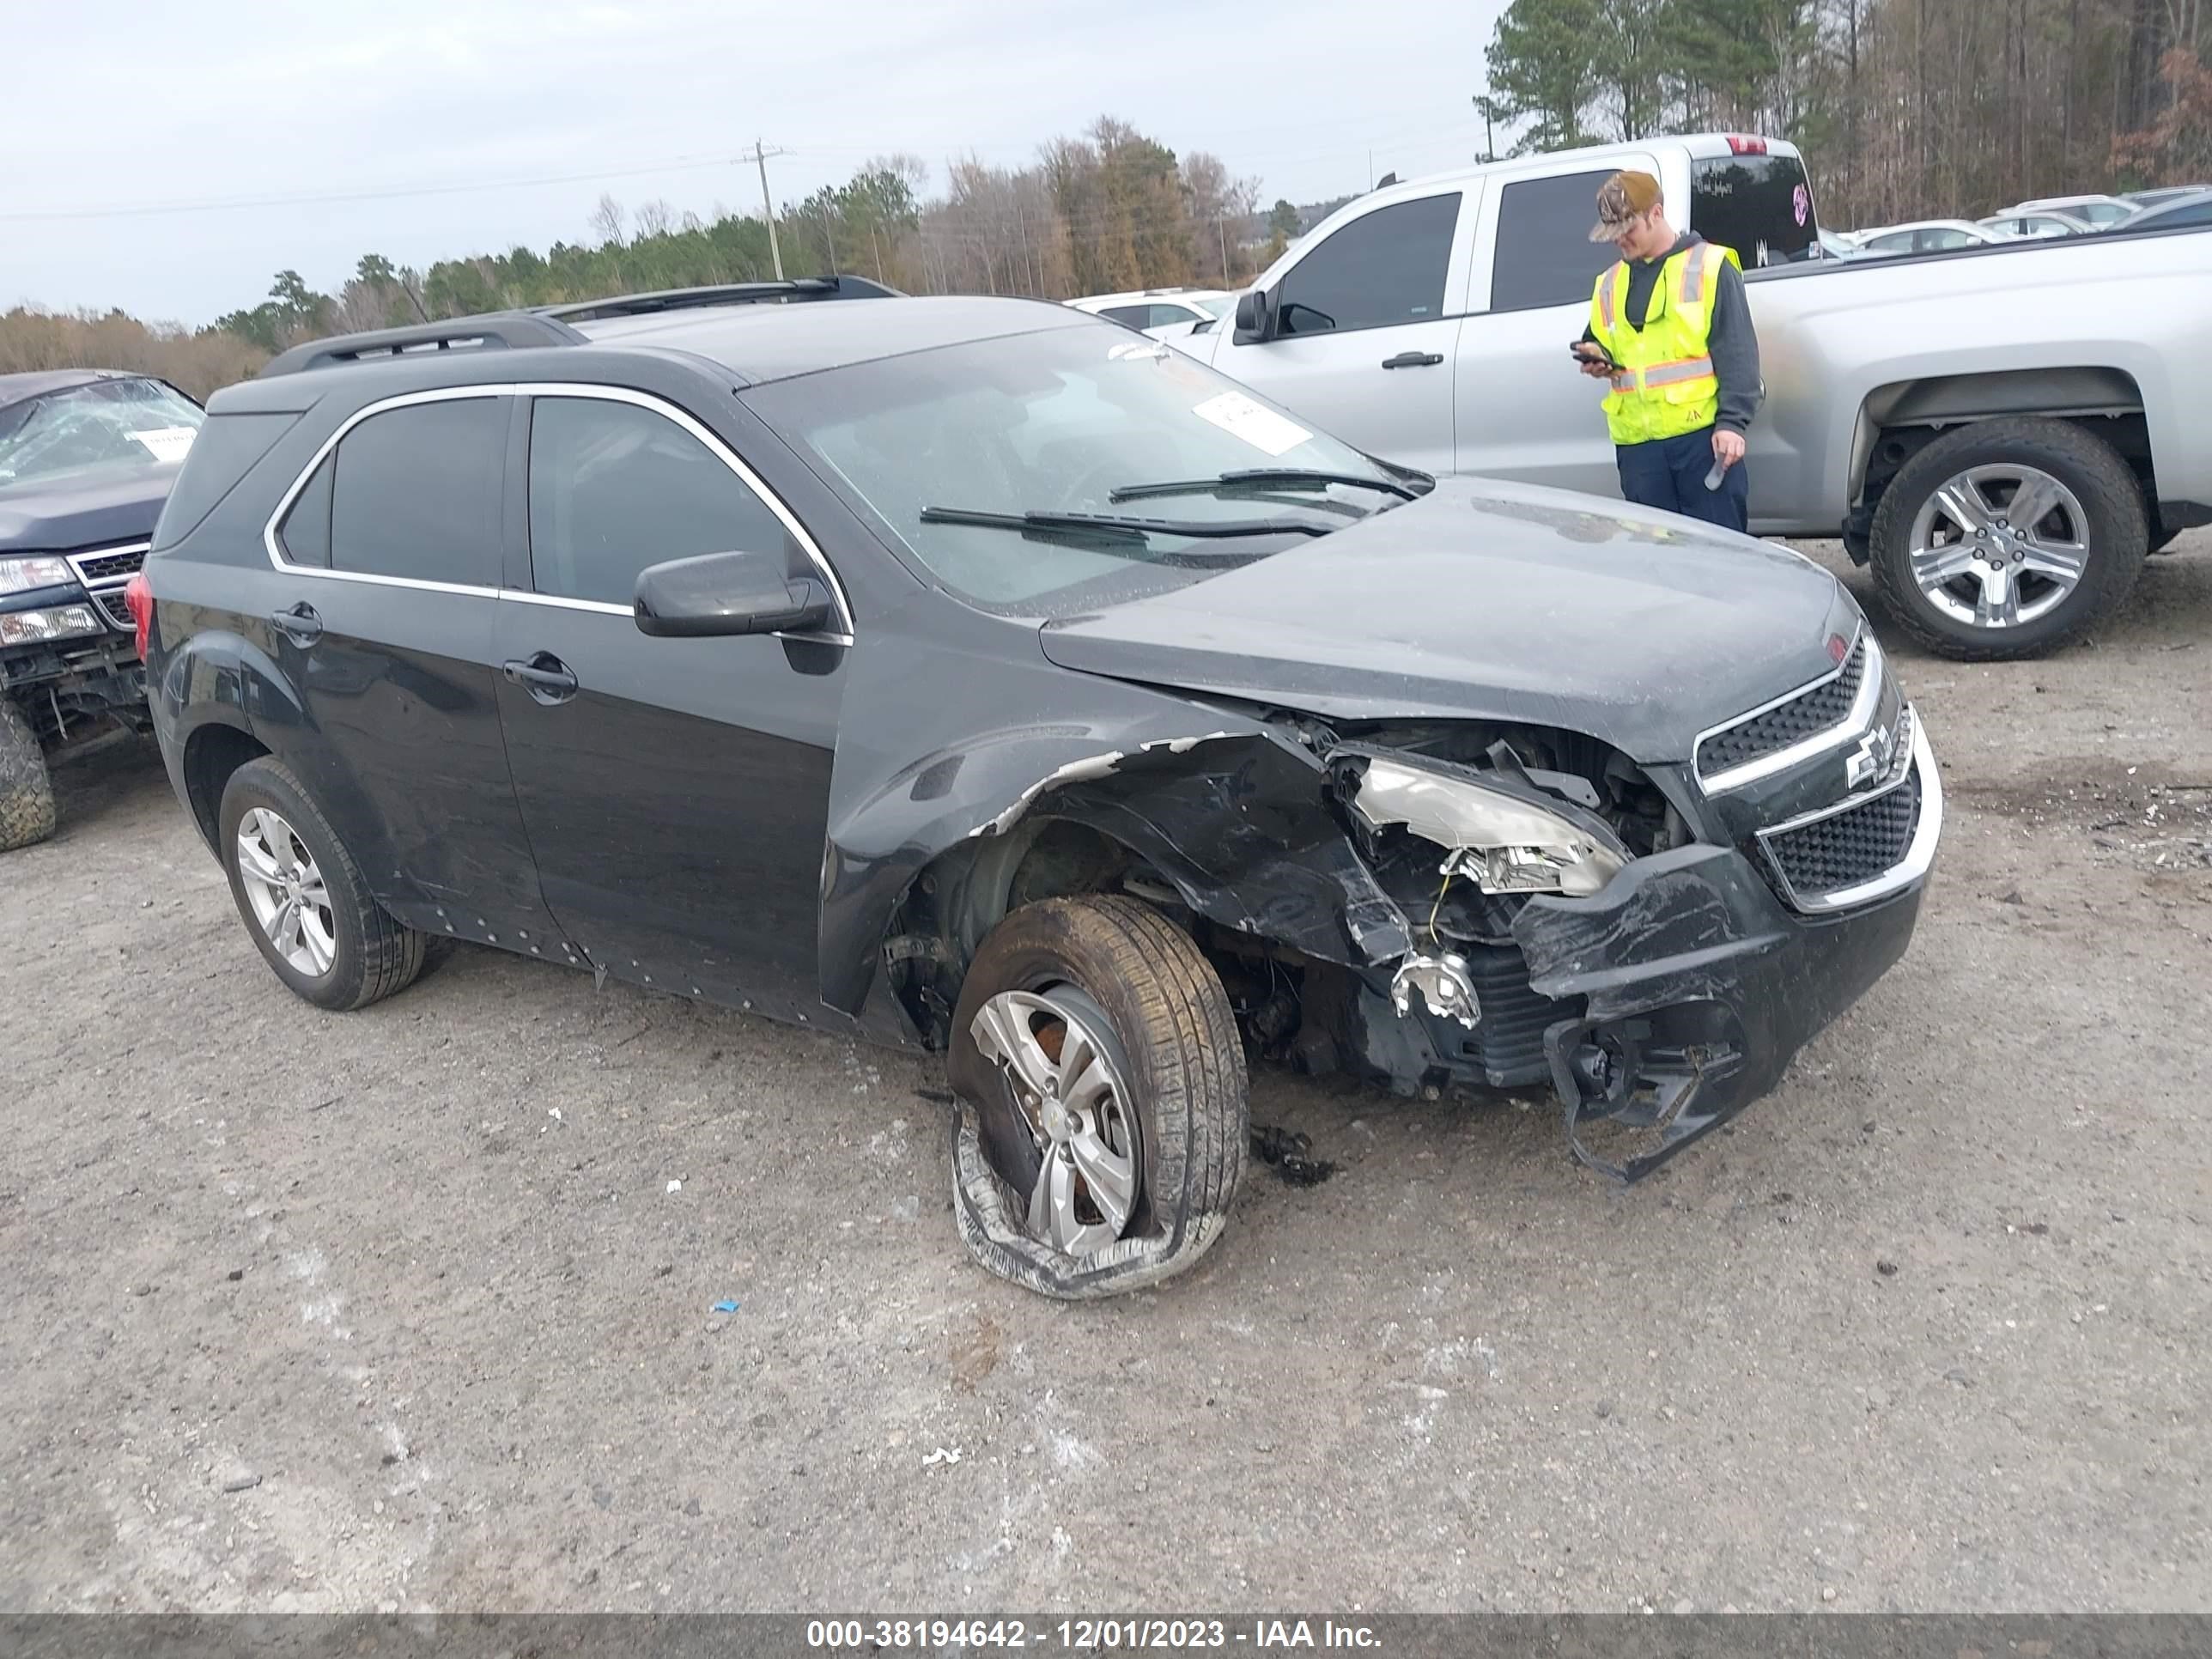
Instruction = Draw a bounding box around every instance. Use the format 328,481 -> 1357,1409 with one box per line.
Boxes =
1845,722 -> 1898,791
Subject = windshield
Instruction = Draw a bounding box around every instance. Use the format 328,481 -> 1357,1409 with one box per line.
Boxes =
1195,295 -> 1235,318
750,325 -> 1400,609
0,378 -> 204,490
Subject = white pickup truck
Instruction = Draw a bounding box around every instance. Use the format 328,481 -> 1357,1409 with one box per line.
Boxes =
1175,133 -> 2212,659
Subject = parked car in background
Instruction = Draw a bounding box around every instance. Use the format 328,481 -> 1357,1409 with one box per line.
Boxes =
2004,192 -> 2140,228
2122,189 -> 2212,230
1066,288 -> 1235,343
1853,219 -> 2009,257
1978,209 -> 2095,240
1,370 -> 201,849
2124,185 -> 2212,210
138,284 -> 1940,1298
1169,133 -> 2212,660
1816,227 -> 1865,258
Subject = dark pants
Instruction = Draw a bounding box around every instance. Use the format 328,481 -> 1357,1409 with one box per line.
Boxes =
1616,427 -> 1749,534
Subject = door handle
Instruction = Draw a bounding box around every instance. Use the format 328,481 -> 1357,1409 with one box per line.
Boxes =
1380,350 -> 1444,369
270,603 -> 323,646
501,652 -> 579,705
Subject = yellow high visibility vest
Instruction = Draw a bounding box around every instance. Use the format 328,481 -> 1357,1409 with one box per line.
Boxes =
1587,241 -> 1741,446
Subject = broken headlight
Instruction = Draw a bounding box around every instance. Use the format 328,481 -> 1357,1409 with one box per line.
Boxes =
1351,755 -> 1627,898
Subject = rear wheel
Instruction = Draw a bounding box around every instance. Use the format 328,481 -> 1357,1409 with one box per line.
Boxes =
218,757 -> 427,1011
1869,416 -> 2147,660
945,896 -> 1248,1299
0,696 -> 57,852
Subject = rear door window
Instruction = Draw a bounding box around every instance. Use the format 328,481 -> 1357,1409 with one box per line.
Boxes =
1488,172 -> 1618,312
329,397 -> 505,587
1690,152 -> 1818,266
526,395 -> 787,607
1097,305 -> 1152,330
1277,192 -> 1461,334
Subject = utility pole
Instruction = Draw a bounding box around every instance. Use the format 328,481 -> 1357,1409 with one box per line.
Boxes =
745,138 -> 788,280
1218,218 -> 1231,284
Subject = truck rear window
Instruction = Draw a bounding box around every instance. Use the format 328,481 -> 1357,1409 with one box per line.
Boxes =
1692,154 -> 1819,268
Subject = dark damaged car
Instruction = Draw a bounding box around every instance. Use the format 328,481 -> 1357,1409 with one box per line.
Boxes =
140,288 -> 1942,1298
1,371 -> 202,848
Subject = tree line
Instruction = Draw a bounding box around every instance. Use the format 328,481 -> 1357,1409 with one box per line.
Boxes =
12,26 -> 2209,392
199,116 -> 1289,357
1477,0 -> 2212,228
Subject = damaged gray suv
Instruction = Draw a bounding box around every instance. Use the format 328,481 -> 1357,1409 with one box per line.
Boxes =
141,283 -> 1941,1298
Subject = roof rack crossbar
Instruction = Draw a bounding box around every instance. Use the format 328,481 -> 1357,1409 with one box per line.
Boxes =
260,312 -> 586,378
536,275 -> 902,323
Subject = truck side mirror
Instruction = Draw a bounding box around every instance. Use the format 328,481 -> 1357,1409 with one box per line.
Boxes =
1232,289 -> 1274,345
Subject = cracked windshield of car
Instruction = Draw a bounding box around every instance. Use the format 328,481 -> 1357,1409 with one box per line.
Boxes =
757,326 -> 1408,608
0,377 -> 205,489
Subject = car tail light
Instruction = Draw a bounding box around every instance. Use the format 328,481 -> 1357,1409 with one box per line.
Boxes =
1725,135 -> 1769,155
124,570 -> 154,661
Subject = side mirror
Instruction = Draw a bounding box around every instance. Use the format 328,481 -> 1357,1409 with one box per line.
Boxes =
1232,289 -> 1274,345
634,549 -> 833,638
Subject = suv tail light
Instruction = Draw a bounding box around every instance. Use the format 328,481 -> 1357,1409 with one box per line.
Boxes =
1725,135 -> 1769,155
124,570 -> 154,661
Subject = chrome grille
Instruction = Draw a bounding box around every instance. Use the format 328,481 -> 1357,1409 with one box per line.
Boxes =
1696,634 -> 1882,793
1765,774 -> 1921,903
63,542 -> 149,636
69,547 -> 148,585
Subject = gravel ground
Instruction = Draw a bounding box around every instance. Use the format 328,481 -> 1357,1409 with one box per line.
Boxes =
3,538 -> 2209,1615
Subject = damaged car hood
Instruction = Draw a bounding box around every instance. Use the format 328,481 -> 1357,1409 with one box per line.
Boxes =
1037,477 -> 1857,763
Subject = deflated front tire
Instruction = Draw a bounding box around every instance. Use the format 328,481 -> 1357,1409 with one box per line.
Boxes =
946,896 -> 1249,1299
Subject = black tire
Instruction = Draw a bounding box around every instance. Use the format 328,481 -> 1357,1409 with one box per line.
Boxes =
217,757 -> 427,1012
0,696 -> 57,852
1869,416 -> 2148,661
945,895 -> 1248,1299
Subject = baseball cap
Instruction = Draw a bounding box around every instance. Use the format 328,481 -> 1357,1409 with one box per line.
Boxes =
1589,171 -> 1662,241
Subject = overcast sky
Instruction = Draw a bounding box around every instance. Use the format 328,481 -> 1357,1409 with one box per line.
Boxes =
9,0 -> 1510,325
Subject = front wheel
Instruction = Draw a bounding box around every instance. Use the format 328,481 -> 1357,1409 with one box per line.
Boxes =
1868,416 -> 2148,660
945,896 -> 1248,1299
0,696 -> 57,852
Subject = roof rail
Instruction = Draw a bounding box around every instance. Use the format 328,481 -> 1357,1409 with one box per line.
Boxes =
260,312 -> 585,379
537,275 -> 903,323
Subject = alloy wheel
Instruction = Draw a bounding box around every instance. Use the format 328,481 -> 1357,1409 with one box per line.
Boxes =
1907,463 -> 2089,629
969,988 -> 1143,1257
235,807 -> 337,977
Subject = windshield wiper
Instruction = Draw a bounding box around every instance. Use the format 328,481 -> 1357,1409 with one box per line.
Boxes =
1108,467 -> 1421,504
918,506 -> 1335,541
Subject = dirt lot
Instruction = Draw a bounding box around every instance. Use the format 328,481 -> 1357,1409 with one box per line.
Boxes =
3,538 -> 2209,1616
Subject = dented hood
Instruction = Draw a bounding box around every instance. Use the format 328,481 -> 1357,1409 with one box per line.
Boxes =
1037,476 -> 1858,763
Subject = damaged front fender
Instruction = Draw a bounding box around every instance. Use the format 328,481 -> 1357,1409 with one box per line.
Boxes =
815,621 -> 1413,1032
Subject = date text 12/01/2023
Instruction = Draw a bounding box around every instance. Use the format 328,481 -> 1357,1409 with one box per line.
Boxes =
804,1618 -> 1382,1649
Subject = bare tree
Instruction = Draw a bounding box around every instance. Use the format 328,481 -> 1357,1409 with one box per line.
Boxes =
633,198 -> 676,239
587,193 -> 627,248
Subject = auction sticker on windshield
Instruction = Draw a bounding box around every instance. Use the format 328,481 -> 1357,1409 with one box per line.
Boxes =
1191,391 -> 1310,458
130,427 -> 198,464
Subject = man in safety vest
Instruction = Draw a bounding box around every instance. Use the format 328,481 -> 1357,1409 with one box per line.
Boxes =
1571,170 -> 1762,534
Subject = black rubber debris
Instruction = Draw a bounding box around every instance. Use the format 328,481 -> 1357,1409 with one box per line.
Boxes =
1249,1124 -> 1336,1187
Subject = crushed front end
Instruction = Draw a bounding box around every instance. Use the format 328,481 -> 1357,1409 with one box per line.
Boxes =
1256,628 -> 1940,1181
